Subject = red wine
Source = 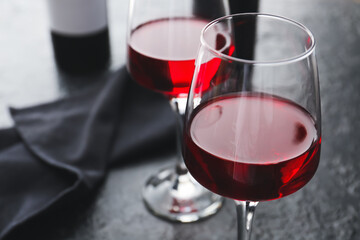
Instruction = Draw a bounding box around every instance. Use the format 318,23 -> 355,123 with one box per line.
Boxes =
127,18 -> 219,98
184,94 -> 321,201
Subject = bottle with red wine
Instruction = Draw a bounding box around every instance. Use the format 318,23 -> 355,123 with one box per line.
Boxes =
47,0 -> 111,74
193,0 -> 259,17
228,0 -> 259,61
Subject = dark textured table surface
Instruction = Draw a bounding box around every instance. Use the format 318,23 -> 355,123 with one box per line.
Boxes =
1,0 -> 360,239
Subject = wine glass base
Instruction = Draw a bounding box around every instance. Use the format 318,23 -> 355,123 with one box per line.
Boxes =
142,166 -> 223,223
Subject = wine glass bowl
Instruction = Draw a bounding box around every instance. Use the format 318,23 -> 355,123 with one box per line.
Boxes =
127,0 -> 229,99
184,92 -> 321,201
183,13 -> 321,238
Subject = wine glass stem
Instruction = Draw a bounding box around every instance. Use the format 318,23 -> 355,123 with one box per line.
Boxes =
170,97 -> 188,174
234,201 -> 258,240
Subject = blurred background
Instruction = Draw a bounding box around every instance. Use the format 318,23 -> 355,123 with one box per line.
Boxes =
0,0 -> 359,239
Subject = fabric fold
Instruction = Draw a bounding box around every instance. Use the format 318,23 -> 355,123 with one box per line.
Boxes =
0,67 -> 176,239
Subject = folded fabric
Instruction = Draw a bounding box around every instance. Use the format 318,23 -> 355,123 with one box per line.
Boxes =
0,67 -> 176,240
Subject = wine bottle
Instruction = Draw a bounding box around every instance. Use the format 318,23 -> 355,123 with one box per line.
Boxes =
47,0 -> 111,74
228,0 -> 259,61
193,0 -> 259,20
193,0 -> 227,19
228,0 -> 259,14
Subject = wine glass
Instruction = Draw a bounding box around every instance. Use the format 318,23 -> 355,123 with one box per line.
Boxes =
183,13 -> 321,239
126,0 -> 229,222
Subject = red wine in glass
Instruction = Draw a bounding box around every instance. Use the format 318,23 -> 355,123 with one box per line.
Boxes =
184,93 -> 321,201
126,0 -> 230,223
127,17 -> 221,98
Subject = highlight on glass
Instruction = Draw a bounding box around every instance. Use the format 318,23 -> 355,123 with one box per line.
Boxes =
183,13 -> 321,239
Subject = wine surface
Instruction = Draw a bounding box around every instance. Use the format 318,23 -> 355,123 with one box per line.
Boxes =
184,93 -> 321,201
127,18 -> 212,98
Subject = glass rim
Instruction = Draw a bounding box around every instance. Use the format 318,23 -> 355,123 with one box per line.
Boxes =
200,13 -> 316,65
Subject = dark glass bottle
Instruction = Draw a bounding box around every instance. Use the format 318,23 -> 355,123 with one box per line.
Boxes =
193,0 -> 259,19
229,0 -> 259,14
47,0 -> 111,74
228,0 -> 259,60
